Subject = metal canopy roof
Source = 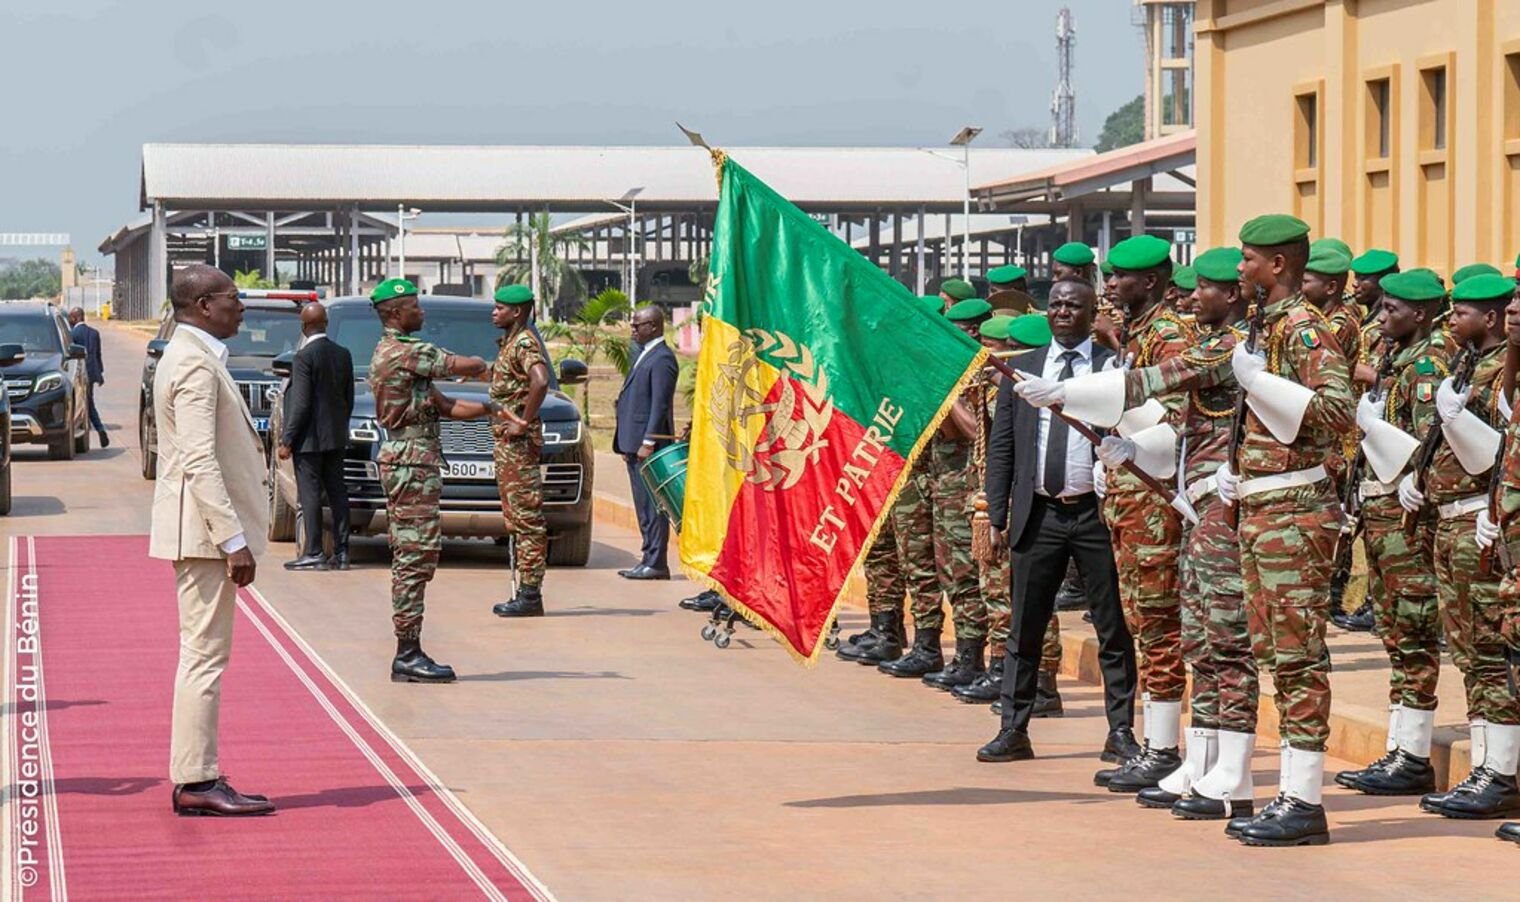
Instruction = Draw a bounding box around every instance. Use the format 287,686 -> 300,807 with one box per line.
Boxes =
138,143 -> 1092,214
973,130 -> 1196,206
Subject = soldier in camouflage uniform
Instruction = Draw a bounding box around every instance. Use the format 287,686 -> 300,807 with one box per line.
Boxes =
838,461 -> 939,665
367,278 -> 496,683
881,298 -> 991,689
1424,273 -> 1520,820
1333,270 -> 1450,795
487,285 -> 552,617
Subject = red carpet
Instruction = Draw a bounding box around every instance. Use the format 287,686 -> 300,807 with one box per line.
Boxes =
2,535 -> 549,900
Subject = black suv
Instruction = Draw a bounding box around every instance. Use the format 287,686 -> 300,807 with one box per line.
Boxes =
139,291 -> 317,478
266,295 -> 596,566
0,303 -> 92,460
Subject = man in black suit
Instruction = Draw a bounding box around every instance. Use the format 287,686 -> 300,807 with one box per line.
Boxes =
277,301 -> 355,571
614,305 -> 678,580
976,279 -> 1139,765
68,307 -> 108,448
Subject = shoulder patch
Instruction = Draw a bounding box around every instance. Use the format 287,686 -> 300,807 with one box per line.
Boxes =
1299,329 -> 1321,349
395,334 -> 419,343
1414,357 -> 1436,376
1416,383 -> 1434,402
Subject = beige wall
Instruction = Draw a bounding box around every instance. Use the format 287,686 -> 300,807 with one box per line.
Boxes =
1196,0 -> 1520,274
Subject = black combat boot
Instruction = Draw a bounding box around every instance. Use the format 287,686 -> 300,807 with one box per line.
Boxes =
837,612 -> 893,662
878,628 -> 943,677
1101,725 -> 1142,763
1107,745 -> 1184,793
1349,749 -> 1436,795
1235,794 -> 1330,846
952,654 -> 1004,703
1496,822 -> 1520,844
391,638 -> 457,683
922,638 -> 985,690
1335,600 -> 1374,632
1335,749 -> 1395,789
1426,770 -> 1520,819
847,612 -> 905,665
492,584 -> 544,617
1327,570 -> 1353,629
1421,768 -> 1490,812
1032,671 -> 1064,717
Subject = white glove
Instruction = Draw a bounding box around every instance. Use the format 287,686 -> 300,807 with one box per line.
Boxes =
1231,342 -> 1266,393
1397,472 -> 1426,513
1435,377 -> 1471,424
1216,462 -> 1239,504
1097,436 -> 1136,468
1093,460 -> 1107,498
1014,374 -> 1066,408
1356,393 -> 1385,432
1476,508 -> 1501,551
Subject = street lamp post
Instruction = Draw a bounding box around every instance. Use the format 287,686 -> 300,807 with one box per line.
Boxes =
396,205 -> 421,279
949,126 -> 982,280
604,187 -> 645,305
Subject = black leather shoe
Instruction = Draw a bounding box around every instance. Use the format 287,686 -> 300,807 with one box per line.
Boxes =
1032,671 -> 1064,717
990,700 -> 1002,717
1224,814 -> 1254,838
878,629 -> 943,677
1136,786 -> 1181,809
283,553 -> 328,571
620,565 -> 671,580
922,638 -> 984,690
1108,746 -> 1184,793
1349,749 -> 1436,796
1236,793 -> 1329,846
952,658 -> 1004,703
1102,726 -> 1142,764
330,549 -> 351,571
1173,793 -> 1255,821
390,639 -> 456,683
977,728 -> 1034,762
1496,822 -> 1520,844
1054,562 -> 1086,611
1335,748 -> 1394,789
1332,600 -> 1374,632
98,429 -> 110,448
1421,768 -> 1489,812
1093,767 -> 1118,788
493,585 -> 545,618
680,590 -> 721,612
1426,769 -> 1520,819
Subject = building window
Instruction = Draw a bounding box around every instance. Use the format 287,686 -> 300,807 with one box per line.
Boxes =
1422,65 -> 1447,151
1296,92 -> 1318,168
1370,78 -> 1392,158
1506,50 -> 1520,142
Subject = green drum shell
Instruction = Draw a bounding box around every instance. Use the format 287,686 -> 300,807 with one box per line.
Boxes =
638,441 -> 689,531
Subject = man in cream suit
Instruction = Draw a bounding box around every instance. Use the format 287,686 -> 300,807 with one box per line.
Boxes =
149,264 -> 275,816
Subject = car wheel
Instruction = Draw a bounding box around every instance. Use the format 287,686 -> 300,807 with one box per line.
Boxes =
73,414 -> 90,454
139,411 -> 157,479
0,463 -> 12,516
268,458 -> 298,542
547,521 -> 593,567
48,408 -> 76,461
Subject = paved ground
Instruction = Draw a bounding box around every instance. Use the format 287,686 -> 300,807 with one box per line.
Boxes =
3,321 -> 1518,900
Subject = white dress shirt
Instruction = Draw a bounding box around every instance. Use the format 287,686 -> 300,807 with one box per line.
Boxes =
1034,337 -> 1096,498
174,323 -> 247,554
298,332 -> 326,349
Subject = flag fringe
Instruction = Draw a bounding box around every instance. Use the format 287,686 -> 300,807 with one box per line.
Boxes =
679,345 -> 990,667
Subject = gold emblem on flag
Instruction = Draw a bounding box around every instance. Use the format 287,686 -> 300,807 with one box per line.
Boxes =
710,328 -> 834,491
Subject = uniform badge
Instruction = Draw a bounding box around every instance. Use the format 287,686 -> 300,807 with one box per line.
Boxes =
1415,357 -> 1436,376
1416,383 -> 1434,402
1299,329 -> 1320,349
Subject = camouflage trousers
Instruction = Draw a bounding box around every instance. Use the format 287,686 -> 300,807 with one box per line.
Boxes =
1180,490 -> 1258,733
1435,514 -> 1520,726
981,552 -> 1061,674
864,471 -> 939,617
494,436 -> 547,587
920,439 -> 986,641
1103,489 -> 1186,702
1239,484 -> 1338,752
1362,496 -> 1441,711
380,462 -> 443,641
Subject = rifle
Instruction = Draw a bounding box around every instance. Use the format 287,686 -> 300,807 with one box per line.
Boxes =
1330,338 -> 1394,602
1480,431 -> 1512,577
1402,345 -> 1478,535
1224,283 -> 1269,529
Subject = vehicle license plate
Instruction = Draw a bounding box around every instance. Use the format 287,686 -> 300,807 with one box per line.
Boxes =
445,459 -> 495,481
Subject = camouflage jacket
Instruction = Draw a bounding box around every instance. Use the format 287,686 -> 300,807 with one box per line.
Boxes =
490,326 -> 547,441
1126,293 -> 1354,480
1109,299 -> 1193,496
1498,389 -> 1520,545
1375,331 -> 1451,484
1321,297 -> 1362,363
369,327 -> 449,466
1172,320 -> 1245,486
1426,341 -> 1505,503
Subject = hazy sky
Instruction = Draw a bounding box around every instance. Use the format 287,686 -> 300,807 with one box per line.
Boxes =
2,0 -> 1145,268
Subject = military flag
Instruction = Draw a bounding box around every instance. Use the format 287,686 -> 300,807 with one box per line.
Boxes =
680,151 -> 987,663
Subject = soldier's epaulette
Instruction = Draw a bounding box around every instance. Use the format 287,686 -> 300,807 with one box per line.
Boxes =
1412,356 -> 1444,377
1135,313 -> 1195,367
395,334 -> 419,344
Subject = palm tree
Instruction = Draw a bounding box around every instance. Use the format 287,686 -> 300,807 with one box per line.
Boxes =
539,288 -> 635,424
232,268 -> 279,289
495,212 -> 591,319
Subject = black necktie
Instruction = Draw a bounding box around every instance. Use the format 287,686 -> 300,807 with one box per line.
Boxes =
1043,350 -> 1080,497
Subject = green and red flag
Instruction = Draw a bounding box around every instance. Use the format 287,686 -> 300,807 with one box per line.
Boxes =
681,151 -> 987,664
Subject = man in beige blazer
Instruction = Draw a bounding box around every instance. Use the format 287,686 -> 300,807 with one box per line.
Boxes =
149,264 -> 275,816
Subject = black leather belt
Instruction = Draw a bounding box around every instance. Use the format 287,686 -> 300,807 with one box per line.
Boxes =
1039,492 -> 1097,507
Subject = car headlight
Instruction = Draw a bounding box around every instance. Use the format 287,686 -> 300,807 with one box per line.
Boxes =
349,417 -> 383,442
542,419 -> 581,444
33,372 -> 64,393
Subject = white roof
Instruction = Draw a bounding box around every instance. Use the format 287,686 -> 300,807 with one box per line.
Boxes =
398,229 -> 506,263
139,143 -> 1093,213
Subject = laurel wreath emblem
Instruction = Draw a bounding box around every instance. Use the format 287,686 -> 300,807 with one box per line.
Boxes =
709,328 -> 834,491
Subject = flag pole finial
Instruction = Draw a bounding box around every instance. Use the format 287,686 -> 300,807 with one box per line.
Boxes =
677,122 -> 725,187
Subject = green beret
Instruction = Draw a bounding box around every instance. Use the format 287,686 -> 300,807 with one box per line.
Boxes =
1312,237 -> 1353,261
1053,242 -> 1095,266
945,298 -> 993,322
1099,260 -> 1114,276
1171,266 -> 1197,291
986,265 -> 1027,285
978,315 -> 1013,341
1451,274 -> 1517,304
940,278 -> 975,300
1405,267 -> 1444,287
1379,270 -> 1446,303
370,277 -> 418,304
1351,249 -> 1399,276
1107,235 -> 1173,271
1192,246 -> 1243,283
1007,314 -> 1052,348
494,284 -> 534,305
1239,214 -> 1310,247
1305,244 -> 1352,276
919,295 -> 945,316
1452,263 -> 1502,285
